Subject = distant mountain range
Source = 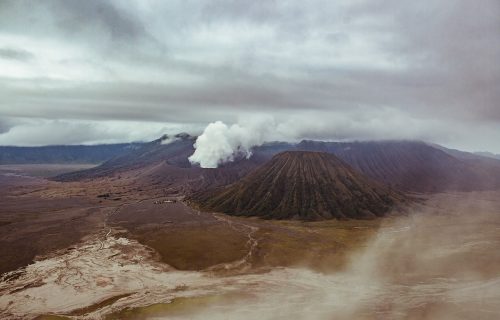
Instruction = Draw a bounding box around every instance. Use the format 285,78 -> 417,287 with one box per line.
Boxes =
474,151 -> 500,160
2,134 -> 500,194
4,134 -> 497,221
295,140 -> 500,192
51,135 -> 500,194
0,143 -> 142,165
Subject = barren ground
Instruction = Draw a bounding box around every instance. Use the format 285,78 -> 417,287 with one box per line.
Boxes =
0,166 -> 499,319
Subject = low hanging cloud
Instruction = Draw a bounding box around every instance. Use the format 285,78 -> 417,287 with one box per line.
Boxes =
187,110 -> 497,168
0,118 -> 200,146
0,47 -> 34,61
0,118 -> 16,134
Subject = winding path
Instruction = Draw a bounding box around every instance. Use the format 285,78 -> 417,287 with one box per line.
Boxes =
210,213 -> 260,271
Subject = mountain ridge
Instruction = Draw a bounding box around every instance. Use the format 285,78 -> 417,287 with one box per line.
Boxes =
49,136 -> 500,194
190,151 -> 406,220
0,143 -> 142,165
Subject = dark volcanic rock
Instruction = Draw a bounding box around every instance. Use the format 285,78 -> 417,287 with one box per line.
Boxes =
297,140 -> 500,192
53,134 -> 197,181
191,151 -> 405,220
52,135 -> 500,193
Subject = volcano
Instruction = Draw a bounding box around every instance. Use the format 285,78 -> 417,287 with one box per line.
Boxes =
191,151 -> 405,220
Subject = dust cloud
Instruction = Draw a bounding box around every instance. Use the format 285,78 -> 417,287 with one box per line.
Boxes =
166,192 -> 500,320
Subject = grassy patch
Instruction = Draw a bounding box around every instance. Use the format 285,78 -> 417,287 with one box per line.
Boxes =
135,225 -> 248,270
250,218 -> 382,272
129,214 -> 383,272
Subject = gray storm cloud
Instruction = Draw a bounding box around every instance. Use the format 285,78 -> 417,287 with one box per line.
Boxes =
0,48 -> 34,61
0,118 -> 15,135
0,0 -> 499,151
0,118 -> 200,146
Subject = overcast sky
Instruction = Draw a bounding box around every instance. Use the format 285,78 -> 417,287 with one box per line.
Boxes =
0,0 -> 499,152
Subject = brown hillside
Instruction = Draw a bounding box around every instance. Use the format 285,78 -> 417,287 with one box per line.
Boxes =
191,151 -> 405,220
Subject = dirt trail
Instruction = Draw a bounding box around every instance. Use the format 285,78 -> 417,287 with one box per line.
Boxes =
209,213 -> 260,272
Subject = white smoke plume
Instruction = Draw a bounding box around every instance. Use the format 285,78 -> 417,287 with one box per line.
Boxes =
188,117 -> 279,168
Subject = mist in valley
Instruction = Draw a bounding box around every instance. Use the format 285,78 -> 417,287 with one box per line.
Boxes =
162,192 -> 500,320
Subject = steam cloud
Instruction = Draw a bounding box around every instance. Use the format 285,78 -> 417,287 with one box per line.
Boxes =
188,117 -> 279,168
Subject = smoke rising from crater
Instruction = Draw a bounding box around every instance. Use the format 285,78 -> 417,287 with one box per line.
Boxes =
188,117 -> 280,168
